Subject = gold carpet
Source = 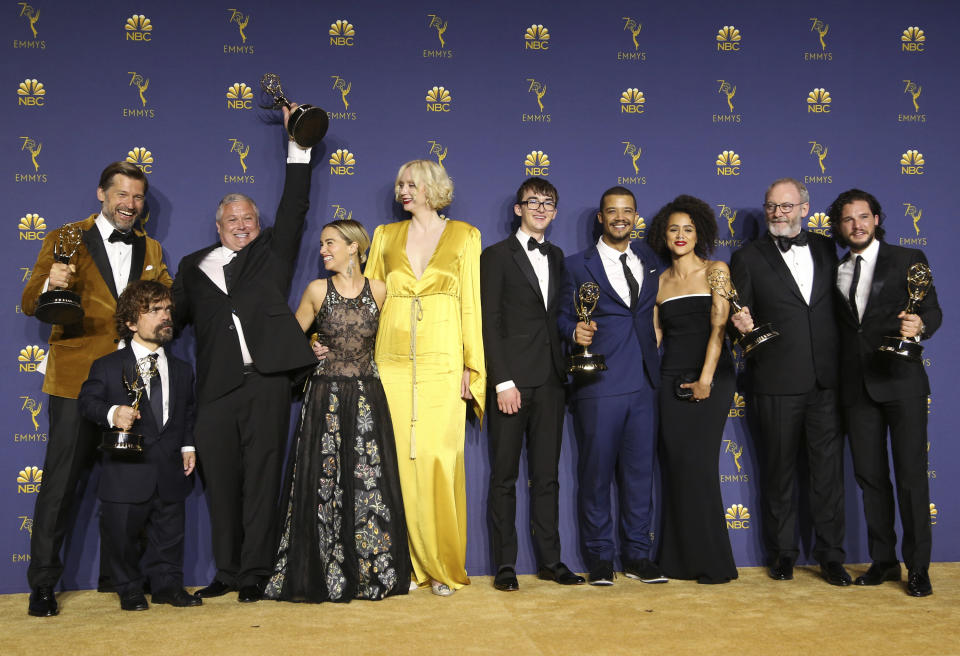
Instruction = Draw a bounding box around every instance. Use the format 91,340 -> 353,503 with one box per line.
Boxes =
2,564 -> 958,655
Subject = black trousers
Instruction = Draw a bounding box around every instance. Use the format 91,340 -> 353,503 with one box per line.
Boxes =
752,386 -> 845,565
845,390 -> 930,570
100,494 -> 185,596
195,371 -> 291,588
486,379 -> 565,570
27,395 -> 109,590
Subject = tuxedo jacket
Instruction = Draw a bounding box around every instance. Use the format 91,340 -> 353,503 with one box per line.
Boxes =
557,240 -> 663,401
172,163 -> 316,404
78,347 -> 195,504
835,242 -> 941,406
21,214 -> 172,399
480,235 -> 566,390
730,231 -> 839,395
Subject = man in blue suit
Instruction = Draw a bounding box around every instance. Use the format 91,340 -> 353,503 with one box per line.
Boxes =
78,280 -> 199,611
558,186 -> 664,585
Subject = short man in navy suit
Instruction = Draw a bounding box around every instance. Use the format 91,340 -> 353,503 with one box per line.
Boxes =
78,280 -> 199,611
558,186 -> 665,585
830,189 -> 941,597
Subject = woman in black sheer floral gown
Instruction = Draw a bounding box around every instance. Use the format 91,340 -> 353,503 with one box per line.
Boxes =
265,219 -> 410,602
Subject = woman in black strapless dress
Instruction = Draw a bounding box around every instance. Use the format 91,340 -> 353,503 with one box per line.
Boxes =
646,195 -> 738,584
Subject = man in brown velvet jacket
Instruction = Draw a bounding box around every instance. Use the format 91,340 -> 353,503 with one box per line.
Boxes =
22,161 -> 172,617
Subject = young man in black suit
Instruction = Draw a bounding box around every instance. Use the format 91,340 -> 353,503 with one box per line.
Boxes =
172,107 -> 318,602
78,280 -> 199,611
480,177 -> 584,591
830,189 -> 941,597
730,178 -> 849,586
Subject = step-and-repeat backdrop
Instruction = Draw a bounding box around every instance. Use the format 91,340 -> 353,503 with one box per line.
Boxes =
2,1 -> 957,593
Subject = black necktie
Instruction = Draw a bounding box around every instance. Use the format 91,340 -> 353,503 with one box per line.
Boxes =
775,231 -> 809,252
848,255 -> 863,320
108,229 -> 135,245
223,251 -> 238,290
147,353 -> 163,430
527,236 -> 549,255
620,252 -> 639,310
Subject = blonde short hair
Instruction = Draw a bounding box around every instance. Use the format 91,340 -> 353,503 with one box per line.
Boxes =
394,159 -> 454,210
322,219 -> 371,264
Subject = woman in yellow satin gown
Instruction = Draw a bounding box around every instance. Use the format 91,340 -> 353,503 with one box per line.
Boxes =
365,159 -> 485,596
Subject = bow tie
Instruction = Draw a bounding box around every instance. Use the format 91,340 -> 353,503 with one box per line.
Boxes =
108,229 -> 135,245
775,231 -> 808,252
527,237 -> 549,255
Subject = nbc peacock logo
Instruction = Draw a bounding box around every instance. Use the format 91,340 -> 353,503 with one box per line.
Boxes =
226,83 -> 253,110
725,504 -> 750,529
629,216 -> 646,240
524,24 -> 549,50
728,391 -> 745,418
620,88 -> 645,114
126,147 -> 153,174
524,150 -> 550,176
18,213 -> 46,240
807,213 -> 831,236
329,149 -> 355,176
19,345 -> 45,373
426,86 -> 451,112
717,25 -> 741,51
17,466 -> 42,493
124,14 -> 152,41
900,150 -> 924,175
329,19 -> 354,46
17,78 -> 45,107
807,88 -> 831,113
901,26 -> 925,52
930,503 -> 937,525
716,150 -> 741,176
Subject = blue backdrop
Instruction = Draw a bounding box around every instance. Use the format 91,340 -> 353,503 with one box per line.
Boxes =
2,0 -> 956,593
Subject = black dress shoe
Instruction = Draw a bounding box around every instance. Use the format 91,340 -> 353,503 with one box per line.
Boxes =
194,580 -> 233,598
238,584 -> 262,603
119,592 -> 149,611
623,558 -> 668,584
821,561 -> 852,586
493,567 -> 519,591
768,557 -> 793,581
538,562 -> 586,586
907,568 -> 932,597
152,588 -> 203,607
28,586 -> 58,617
855,561 -> 900,586
588,561 -> 615,586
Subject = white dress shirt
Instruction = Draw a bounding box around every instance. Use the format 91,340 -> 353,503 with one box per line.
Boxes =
495,229 -> 551,394
774,233 -> 814,305
95,213 -> 133,295
198,246 -> 254,365
836,238 -> 880,322
596,236 -> 643,307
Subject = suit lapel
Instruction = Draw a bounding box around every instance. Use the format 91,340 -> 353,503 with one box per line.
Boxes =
630,241 -> 658,310
546,245 -> 561,310
808,235 -> 832,305
129,233 -> 146,285
836,251 -> 859,325
83,226 -> 119,300
508,238 -> 545,308
864,242 -> 890,319
584,246 -> 628,309
758,235 -> 804,303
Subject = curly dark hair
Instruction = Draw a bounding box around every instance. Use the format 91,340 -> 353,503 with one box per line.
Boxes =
827,188 -> 886,247
646,194 -> 717,259
115,280 -> 172,342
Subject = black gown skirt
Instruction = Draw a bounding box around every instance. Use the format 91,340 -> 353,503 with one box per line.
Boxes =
656,295 -> 738,584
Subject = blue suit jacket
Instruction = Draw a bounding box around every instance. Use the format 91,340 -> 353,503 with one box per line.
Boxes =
558,240 -> 663,401
78,346 -> 196,504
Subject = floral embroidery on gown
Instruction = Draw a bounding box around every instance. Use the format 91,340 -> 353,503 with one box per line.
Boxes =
264,279 -> 410,602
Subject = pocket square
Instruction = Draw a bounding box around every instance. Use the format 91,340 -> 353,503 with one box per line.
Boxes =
145,265 -> 154,271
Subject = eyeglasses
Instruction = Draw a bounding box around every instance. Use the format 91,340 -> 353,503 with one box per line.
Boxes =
763,202 -> 800,213
519,198 -> 557,211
